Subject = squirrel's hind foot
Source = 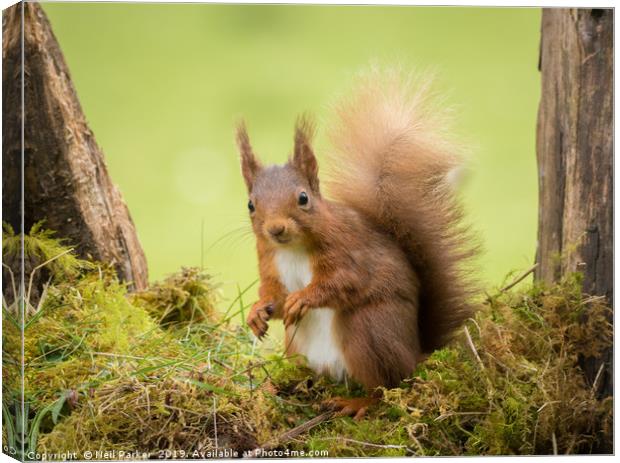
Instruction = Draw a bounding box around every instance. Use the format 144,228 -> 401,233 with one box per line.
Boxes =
322,396 -> 379,421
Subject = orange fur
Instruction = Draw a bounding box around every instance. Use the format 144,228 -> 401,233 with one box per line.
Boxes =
237,69 -> 477,402
326,69 -> 478,353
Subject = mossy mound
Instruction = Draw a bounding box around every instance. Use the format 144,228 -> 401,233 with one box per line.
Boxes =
2,226 -> 613,458
131,267 -> 220,326
373,276 -> 612,455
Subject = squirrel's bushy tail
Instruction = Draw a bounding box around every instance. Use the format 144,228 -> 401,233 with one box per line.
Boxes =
326,68 -> 478,353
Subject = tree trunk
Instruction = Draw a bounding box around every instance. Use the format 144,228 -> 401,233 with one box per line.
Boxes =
2,1 -> 148,291
535,8 -> 613,397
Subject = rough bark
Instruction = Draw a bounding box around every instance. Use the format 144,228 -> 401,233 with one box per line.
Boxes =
2,1 -> 148,291
535,9 -> 613,398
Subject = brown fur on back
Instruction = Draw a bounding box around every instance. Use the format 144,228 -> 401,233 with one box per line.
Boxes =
326,69 -> 478,353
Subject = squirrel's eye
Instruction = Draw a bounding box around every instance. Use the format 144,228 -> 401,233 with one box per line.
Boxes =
298,192 -> 309,206
248,200 -> 255,213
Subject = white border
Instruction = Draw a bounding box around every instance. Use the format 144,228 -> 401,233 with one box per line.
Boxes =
0,1 -> 617,8
0,1 -> 616,462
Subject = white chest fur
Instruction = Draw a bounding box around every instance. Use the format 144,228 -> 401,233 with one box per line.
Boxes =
274,248 -> 347,381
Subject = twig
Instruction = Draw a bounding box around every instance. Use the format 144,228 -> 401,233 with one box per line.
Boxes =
463,326 -> 484,371
551,432 -> 558,455
469,317 -> 482,338
591,362 -> 605,395
499,263 -> 539,293
536,401 -> 560,413
246,411 -> 334,457
581,295 -> 607,305
26,247 -> 74,305
2,262 -> 18,309
2,294 -> 15,315
267,411 -> 333,444
33,277 -> 52,313
406,427 -> 425,456
315,437 -> 415,455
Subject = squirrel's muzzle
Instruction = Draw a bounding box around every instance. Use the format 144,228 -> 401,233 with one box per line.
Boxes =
268,224 -> 286,238
264,217 -> 301,245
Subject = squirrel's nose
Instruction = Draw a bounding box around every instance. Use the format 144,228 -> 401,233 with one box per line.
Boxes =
268,225 -> 286,237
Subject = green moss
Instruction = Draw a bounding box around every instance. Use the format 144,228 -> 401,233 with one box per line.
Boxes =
131,267 -> 220,326
3,221 -> 91,283
3,226 -> 613,457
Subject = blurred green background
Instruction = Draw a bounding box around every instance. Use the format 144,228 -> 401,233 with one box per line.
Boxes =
43,3 -> 541,307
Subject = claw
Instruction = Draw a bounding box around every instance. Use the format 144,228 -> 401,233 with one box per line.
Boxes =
283,292 -> 310,327
247,301 -> 273,339
322,396 -> 377,421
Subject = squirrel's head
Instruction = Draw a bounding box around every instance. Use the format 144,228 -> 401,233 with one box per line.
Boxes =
236,117 -> 322,248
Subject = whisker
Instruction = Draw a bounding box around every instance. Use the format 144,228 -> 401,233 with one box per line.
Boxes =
206,224 -> 254,253
222,230 -> 255,250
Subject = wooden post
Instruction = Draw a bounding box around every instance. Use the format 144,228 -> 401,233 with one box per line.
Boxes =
2,2 -> 148,290
535,8 -> 613,397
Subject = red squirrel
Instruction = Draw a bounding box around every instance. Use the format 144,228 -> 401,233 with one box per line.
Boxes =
236,70 -> 477,419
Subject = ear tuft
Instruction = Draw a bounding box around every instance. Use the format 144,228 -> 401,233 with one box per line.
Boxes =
292,114 -> 320,192
236,120 -> 261,191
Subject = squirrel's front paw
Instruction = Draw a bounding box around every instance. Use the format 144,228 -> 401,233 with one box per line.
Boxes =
247,301 -> 274,339
283,291 -> 310,327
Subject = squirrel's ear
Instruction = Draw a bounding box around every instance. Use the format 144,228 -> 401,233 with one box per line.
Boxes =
292,115 -> 319,192
236,121 -> 262,192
